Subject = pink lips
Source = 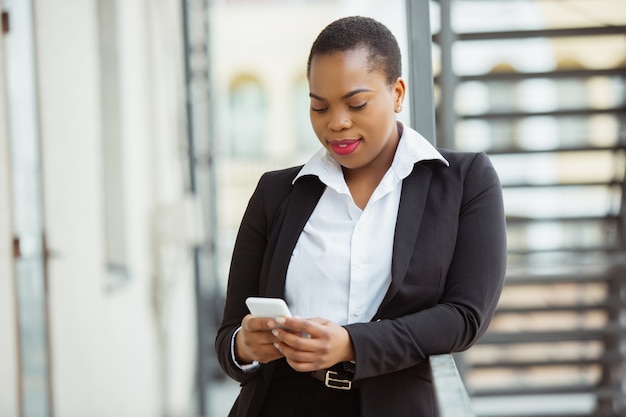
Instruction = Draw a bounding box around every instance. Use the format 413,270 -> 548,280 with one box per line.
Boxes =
329,139 -> 360,156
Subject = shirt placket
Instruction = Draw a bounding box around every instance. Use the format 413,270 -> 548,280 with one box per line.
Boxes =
348,209 -> 368,324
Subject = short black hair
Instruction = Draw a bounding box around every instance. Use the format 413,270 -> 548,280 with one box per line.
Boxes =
306,16 -> 402,86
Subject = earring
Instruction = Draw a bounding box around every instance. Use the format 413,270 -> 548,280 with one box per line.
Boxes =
396,104 -> 403,112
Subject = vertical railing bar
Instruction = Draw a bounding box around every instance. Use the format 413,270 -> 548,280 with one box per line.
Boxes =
405,0 -> 437,145
437,0 -> 457,149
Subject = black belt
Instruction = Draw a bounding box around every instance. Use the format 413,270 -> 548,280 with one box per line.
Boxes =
310,364 -> 356,390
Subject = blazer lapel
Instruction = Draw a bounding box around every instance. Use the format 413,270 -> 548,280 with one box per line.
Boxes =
264,175 -> 326,297
377,163 -> 433,312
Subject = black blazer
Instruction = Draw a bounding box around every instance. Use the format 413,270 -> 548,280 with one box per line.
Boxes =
215,149 -> 507,417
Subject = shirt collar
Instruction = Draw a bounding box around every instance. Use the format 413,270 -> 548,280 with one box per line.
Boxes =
293,121 -> 449,188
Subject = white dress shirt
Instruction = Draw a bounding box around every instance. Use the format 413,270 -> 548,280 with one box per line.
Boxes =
231,122 -> 447,369
286,123 -> 448,324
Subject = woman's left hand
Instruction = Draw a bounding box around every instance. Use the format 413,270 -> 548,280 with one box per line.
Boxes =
271,316 -> 355,372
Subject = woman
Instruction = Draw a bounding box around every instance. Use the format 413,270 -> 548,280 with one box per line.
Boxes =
215,16 -> 507,417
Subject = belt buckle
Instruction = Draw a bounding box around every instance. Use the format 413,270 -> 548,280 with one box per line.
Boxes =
324,370 -> 352,390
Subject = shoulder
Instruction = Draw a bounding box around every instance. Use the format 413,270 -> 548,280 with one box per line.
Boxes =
428,149 -> 497,179
253,165 -> 319,213
257,165 -> 303,189
437,148 -> 492,169
257,165 -> 327,191
252,165 -> 324,226
436,149 -> 503,207
416,149 -> 500,197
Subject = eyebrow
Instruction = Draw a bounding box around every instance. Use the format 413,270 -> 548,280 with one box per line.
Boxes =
309,88 -> 373,101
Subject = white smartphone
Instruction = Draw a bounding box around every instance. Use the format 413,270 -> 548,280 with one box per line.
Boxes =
245,297 -> 292,319
246,297 -> 311,339
245,297 -> 309,337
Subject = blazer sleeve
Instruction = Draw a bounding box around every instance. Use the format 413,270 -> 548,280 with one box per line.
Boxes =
214,173 -> 269,383
346,152 -> 507,381
214,168 -> 296,383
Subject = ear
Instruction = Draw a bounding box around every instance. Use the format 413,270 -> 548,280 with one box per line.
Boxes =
393,77 -> 406,108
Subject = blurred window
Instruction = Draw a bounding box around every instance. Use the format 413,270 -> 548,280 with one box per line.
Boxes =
229,75 -> 267,158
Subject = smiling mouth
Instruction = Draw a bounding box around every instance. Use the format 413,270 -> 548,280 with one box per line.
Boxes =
329,139 -> 360,156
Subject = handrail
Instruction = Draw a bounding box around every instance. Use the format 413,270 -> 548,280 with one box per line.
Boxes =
429,354 -> 476,417
435,25 -> 626,41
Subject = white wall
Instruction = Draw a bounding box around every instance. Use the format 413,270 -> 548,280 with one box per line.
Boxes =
30,0 -> 196,416
0,0 -> 19,414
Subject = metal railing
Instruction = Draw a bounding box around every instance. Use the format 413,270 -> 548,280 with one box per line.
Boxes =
430,354 -> 476,417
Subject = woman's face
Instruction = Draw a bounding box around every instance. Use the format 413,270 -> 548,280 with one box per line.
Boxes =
308,47 -> 405,173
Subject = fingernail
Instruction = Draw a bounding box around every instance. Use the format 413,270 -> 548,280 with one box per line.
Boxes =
272,329 -> 278,337
276,317 -> 286,324
273,343 -> 280,349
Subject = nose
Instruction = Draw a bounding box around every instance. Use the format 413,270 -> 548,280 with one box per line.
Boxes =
328,110 -> 352,131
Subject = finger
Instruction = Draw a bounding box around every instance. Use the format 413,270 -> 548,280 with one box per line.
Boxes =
309,317 -> 330,325
240,333 -> 284,363
281,348 -> 331,372
243,315 -> 276,332
272,328 -> 316,351
276,316 -> 321,337
241,314 -> 254,331
256,345 -> 285,364
251,331 -> 280,345
274,340 -> 318,360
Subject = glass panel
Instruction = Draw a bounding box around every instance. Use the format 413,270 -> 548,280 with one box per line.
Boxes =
4,0 -> 51,416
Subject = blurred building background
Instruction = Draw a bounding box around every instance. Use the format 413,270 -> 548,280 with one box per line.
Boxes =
0,1 -> 624,417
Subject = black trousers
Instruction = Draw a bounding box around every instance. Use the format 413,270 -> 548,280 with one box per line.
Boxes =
259,359 -> 361,417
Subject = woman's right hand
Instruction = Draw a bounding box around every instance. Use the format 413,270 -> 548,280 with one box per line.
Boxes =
235,314 -> 285,364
